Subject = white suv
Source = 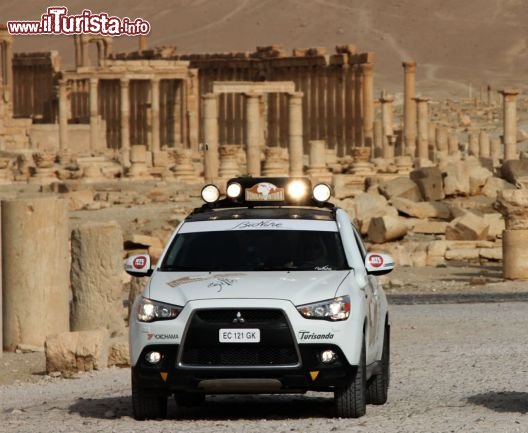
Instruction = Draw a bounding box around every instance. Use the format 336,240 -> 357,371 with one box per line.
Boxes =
127,177 -> 394,419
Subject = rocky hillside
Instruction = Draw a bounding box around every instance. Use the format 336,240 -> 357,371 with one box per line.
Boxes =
4,0 -> 528,96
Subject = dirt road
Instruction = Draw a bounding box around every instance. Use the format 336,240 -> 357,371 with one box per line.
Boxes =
1,302 -> 527,433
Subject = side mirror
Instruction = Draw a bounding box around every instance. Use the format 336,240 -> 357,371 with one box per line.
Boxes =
125,254 -> 153,277
365,252 -> 395,276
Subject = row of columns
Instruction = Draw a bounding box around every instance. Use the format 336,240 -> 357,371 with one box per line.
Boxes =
400,62 -> 521,162
203,91 -> 304,181
58,77 -> 165,165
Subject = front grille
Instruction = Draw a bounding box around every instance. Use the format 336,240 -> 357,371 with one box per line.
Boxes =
182,346 -> 298,366
180,308 -> 299,368
196,309 -> 285,324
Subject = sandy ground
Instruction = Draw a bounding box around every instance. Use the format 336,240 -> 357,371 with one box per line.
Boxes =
1,302 -> 527,433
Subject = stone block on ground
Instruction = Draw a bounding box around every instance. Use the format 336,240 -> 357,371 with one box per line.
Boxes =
378,177 -> 422,201
443,161 -> 470,196
71,221 -> 125,336
483,213 -> 505,239
445,213 -> 490,241
445,248 -> 480,261
391,197 -> 451,219
45,329 -> 109,374
67,190 -> 95,211
481,177 -> 516,199
412,220 -> 448,234
107,338 -> 130,368
501,160 -> 528,187
410,167 -> 445,201
479,248 -> 502,261
367,215 -> 408,243
468,166 -> 493,195
353,192 -> 399,234
426,241 -> 449,266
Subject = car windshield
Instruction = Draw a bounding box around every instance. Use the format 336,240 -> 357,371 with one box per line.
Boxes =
160,221 -> 350,272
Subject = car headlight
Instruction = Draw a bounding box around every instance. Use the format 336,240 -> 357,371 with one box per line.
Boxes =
296,296 -> 351,321
136,297 -> 182,322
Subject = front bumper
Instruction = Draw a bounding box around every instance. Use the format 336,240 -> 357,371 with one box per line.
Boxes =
133,343 -> 355,394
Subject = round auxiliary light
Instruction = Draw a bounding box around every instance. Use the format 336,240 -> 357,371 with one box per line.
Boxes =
201,184 -> 220,203
321,349 -> 337,364
287,180 -> 307,200
226,182 -> 242,199
313,183 -> 332,202
145,351 -> 162,364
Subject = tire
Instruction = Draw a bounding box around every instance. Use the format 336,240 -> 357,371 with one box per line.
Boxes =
131,374 -> 168,420
366,324 -> 390,405
334,337 -> 367,418
175,392 -> 205,407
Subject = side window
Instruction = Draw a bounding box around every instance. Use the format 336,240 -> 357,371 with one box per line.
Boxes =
351,224 -> 367,259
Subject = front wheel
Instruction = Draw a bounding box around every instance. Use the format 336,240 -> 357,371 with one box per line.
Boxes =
334,337 -> 367,418
366,324 -> 390,405
131,373 -> 168,420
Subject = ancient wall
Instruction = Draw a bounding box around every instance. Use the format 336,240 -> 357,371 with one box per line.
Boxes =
12,52 -> 60,123
112,45 -> 373,157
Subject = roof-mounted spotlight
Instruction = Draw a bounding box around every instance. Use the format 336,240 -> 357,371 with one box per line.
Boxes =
226,182 -> 242,199
287,180 -> 307,201
313,183 -> 332,202
201,184 -> 220,203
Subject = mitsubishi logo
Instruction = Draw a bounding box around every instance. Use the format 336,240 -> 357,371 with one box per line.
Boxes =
233,311 -> 245,324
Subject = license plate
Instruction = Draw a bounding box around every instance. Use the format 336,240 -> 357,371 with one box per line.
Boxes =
219,328 -> 260,343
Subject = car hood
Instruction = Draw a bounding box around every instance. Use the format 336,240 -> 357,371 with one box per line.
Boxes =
147,270 -> 350,307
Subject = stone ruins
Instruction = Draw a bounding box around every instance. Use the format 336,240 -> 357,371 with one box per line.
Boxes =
1,29 -> 528,365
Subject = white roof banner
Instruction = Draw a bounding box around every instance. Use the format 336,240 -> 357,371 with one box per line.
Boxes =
179,219 -> 338,233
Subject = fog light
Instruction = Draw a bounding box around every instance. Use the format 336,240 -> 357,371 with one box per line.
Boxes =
321,349 -> 337,364
145,351 -> 162,364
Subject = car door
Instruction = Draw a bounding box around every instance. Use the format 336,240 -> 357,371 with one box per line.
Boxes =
351,225 -> 381,358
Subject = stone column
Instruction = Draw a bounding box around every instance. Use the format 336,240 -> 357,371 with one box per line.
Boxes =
139,35 -> 148,51
2,197 -> 69,350
354,64 -> 364,147
402,62 -> 417,157
380,92 -> 395,159
468,131 -> 479,157
120,78 -> 131,167
81,36 -> 90,67
151,78 -> 161,153
361,63 -> 374,148
307,139 -> 331,182
89,78 -> 98,153
203,93 -> 219,181
495,190 -> 528,279
5,39 -> 13,108
479,130 -> 490,158
491,137 -> 502,160
288,91 -> 304,176
246,93 -> 261,176
58,79 -> 69,154
414,96 -> 429,160
448,132 -> 459,156
71,222 -> 125,336
500,89 -> 520,160
435,126 -> 448,155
